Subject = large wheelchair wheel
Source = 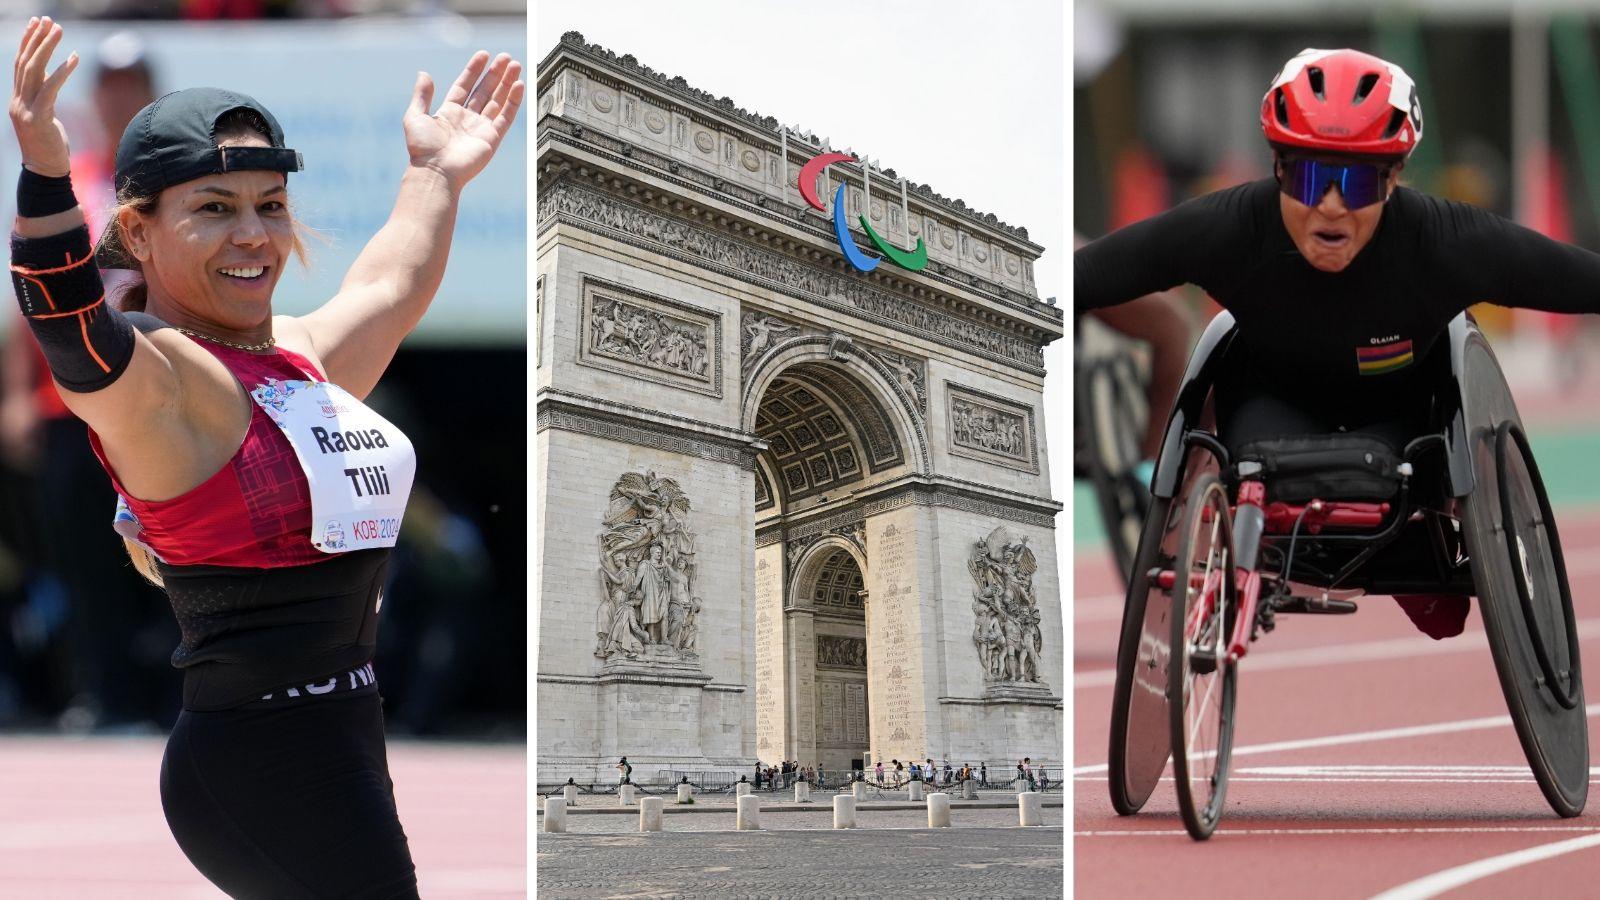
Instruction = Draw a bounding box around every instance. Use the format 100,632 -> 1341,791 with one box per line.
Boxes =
1079,351 -> 1152,586
1455,334 -> 1588,817
1168,473 -> 1238,840
1108,444 -> 1217,815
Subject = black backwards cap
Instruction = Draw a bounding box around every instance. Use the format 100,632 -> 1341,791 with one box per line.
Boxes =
114,87 -> 302,197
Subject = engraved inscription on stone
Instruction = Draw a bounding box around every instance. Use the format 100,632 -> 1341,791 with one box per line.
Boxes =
580,278 -> 722,397
946,384 -> 1037,472
875,523 -> 917,747
969,525 -> 1044,684
755,555 -> 781,754
595,471 -> 702,662
816,635 -> 867,669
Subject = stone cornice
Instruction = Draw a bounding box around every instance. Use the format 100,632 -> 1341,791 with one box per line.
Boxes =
537,176 -> 1052,374
537,117 -> 1059,326
755,475 -> 1060,539
536,389 -> 762,470
538,32 -> 1043,248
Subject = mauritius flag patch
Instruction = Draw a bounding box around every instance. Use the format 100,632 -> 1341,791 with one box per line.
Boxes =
1357,338 -> 1414,375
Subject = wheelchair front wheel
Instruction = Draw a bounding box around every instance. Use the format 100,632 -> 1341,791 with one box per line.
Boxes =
1168,473 -> 1239,840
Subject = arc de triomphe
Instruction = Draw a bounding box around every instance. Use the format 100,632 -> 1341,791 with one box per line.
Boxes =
536,33 -> 1063,780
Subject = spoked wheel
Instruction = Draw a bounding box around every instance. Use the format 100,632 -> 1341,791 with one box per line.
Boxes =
1168,473 -> 1239,840
1456,331 -> 1588,817
1081,353 -> 1152,586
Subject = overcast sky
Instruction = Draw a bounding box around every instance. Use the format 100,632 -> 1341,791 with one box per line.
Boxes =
534,0 -> 1076,572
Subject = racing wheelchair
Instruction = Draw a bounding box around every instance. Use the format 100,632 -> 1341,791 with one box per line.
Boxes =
1107,311 -> 1588,840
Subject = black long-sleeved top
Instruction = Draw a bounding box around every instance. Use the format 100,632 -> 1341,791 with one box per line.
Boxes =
1076,178 -> 1600,404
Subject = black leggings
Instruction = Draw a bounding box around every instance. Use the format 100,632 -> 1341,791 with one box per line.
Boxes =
160,690 -> 418,899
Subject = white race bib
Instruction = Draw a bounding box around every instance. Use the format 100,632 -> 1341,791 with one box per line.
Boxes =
250,379 -> 416,554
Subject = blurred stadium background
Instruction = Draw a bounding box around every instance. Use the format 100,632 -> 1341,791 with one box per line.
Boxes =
0,5 -> 525,738
1076,0 -> 1600,547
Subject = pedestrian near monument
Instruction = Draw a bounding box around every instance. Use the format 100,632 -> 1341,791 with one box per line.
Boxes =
874,761 -> 885,784
980,763 -> 988,786
617,756 -> 632,784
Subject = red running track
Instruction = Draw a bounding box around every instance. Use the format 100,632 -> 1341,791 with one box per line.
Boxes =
0,737 -> 524,898
1074,509 -> 1600,900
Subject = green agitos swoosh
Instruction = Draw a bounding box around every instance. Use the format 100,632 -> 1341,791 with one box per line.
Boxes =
858,214 -> 928,271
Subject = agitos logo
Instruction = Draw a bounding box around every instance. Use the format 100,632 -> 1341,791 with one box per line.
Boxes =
797,152 -> 927,274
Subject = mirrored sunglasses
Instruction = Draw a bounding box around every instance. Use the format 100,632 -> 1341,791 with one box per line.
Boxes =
1278,157 -> 1392,209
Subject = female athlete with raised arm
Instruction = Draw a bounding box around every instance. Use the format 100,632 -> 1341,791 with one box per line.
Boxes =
9,16 -> 521,897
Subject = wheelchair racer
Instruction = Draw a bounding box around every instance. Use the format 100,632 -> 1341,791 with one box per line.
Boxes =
1076,48 -> 1600,640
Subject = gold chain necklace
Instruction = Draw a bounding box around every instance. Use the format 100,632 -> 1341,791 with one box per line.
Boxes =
174,327 -> 276,352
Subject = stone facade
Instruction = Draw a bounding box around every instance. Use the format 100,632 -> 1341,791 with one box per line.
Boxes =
536,32 -> 1063,784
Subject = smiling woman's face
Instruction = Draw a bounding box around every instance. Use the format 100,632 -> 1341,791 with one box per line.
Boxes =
1277,158 -> 1403,273
121,132 -> 295,336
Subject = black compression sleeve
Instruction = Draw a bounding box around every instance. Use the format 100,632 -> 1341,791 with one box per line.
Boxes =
1074,180 -> 1264,313
16,168 -> 77,217
1426,194 -> 1600,317
11,226 -> 134,393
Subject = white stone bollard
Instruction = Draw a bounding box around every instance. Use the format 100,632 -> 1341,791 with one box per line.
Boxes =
1019,791 -> 1042,826
677,783 -> 693,804
619,784 -> 636,806
639,797 -> 663,832
833,794 -> 856,829
852,780 -> 869,801
543,797 -> 566,833
928,792 -> 951,828
961,779 -> 976,800
908,780 -> 925,801
736,782 -> 752,798
795,782 -> 811,803
563,784 -> 578,806
736,794 -> 762,830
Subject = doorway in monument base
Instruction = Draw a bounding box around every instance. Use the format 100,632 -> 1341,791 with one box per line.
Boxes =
800,548 -> 870,774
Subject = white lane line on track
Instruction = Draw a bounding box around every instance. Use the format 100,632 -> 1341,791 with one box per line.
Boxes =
1368,832 -> 1600,900
1075,776 -> 1600,785
1076,826 -> 1600,838
1074,618 -> 1600,688
1072,702 -> 1600,776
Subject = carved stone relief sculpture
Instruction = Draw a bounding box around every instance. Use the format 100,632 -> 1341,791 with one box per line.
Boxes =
596,471 -> 702,661
951,397 -> 1026,458
816,635 -> 868,669
741,311 -> 800,372
968,526 -> 1043,684
579,278 -> 722,397
946,384 -> 1036,472
870,348 -> 927,414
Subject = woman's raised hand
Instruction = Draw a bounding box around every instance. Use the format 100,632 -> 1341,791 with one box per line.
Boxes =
9,17 -> 78,178
404,51 -> 524,191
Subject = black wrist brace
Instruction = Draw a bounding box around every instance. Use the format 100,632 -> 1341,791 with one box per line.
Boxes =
17,167 -> 78,218
11,226 -> 134,393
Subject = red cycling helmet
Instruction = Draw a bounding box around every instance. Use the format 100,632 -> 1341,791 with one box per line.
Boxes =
1261,48 -> 1423,160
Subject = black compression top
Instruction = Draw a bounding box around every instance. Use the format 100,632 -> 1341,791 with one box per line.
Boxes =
1075,178 -> 1600,412
159,548 -> 389,710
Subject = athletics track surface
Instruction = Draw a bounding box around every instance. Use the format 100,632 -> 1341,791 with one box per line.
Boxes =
0,738 -> 524,897
1073,405 -> 1600,897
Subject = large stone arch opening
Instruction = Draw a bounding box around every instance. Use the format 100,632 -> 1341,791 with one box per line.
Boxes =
748,348 -> 914,772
